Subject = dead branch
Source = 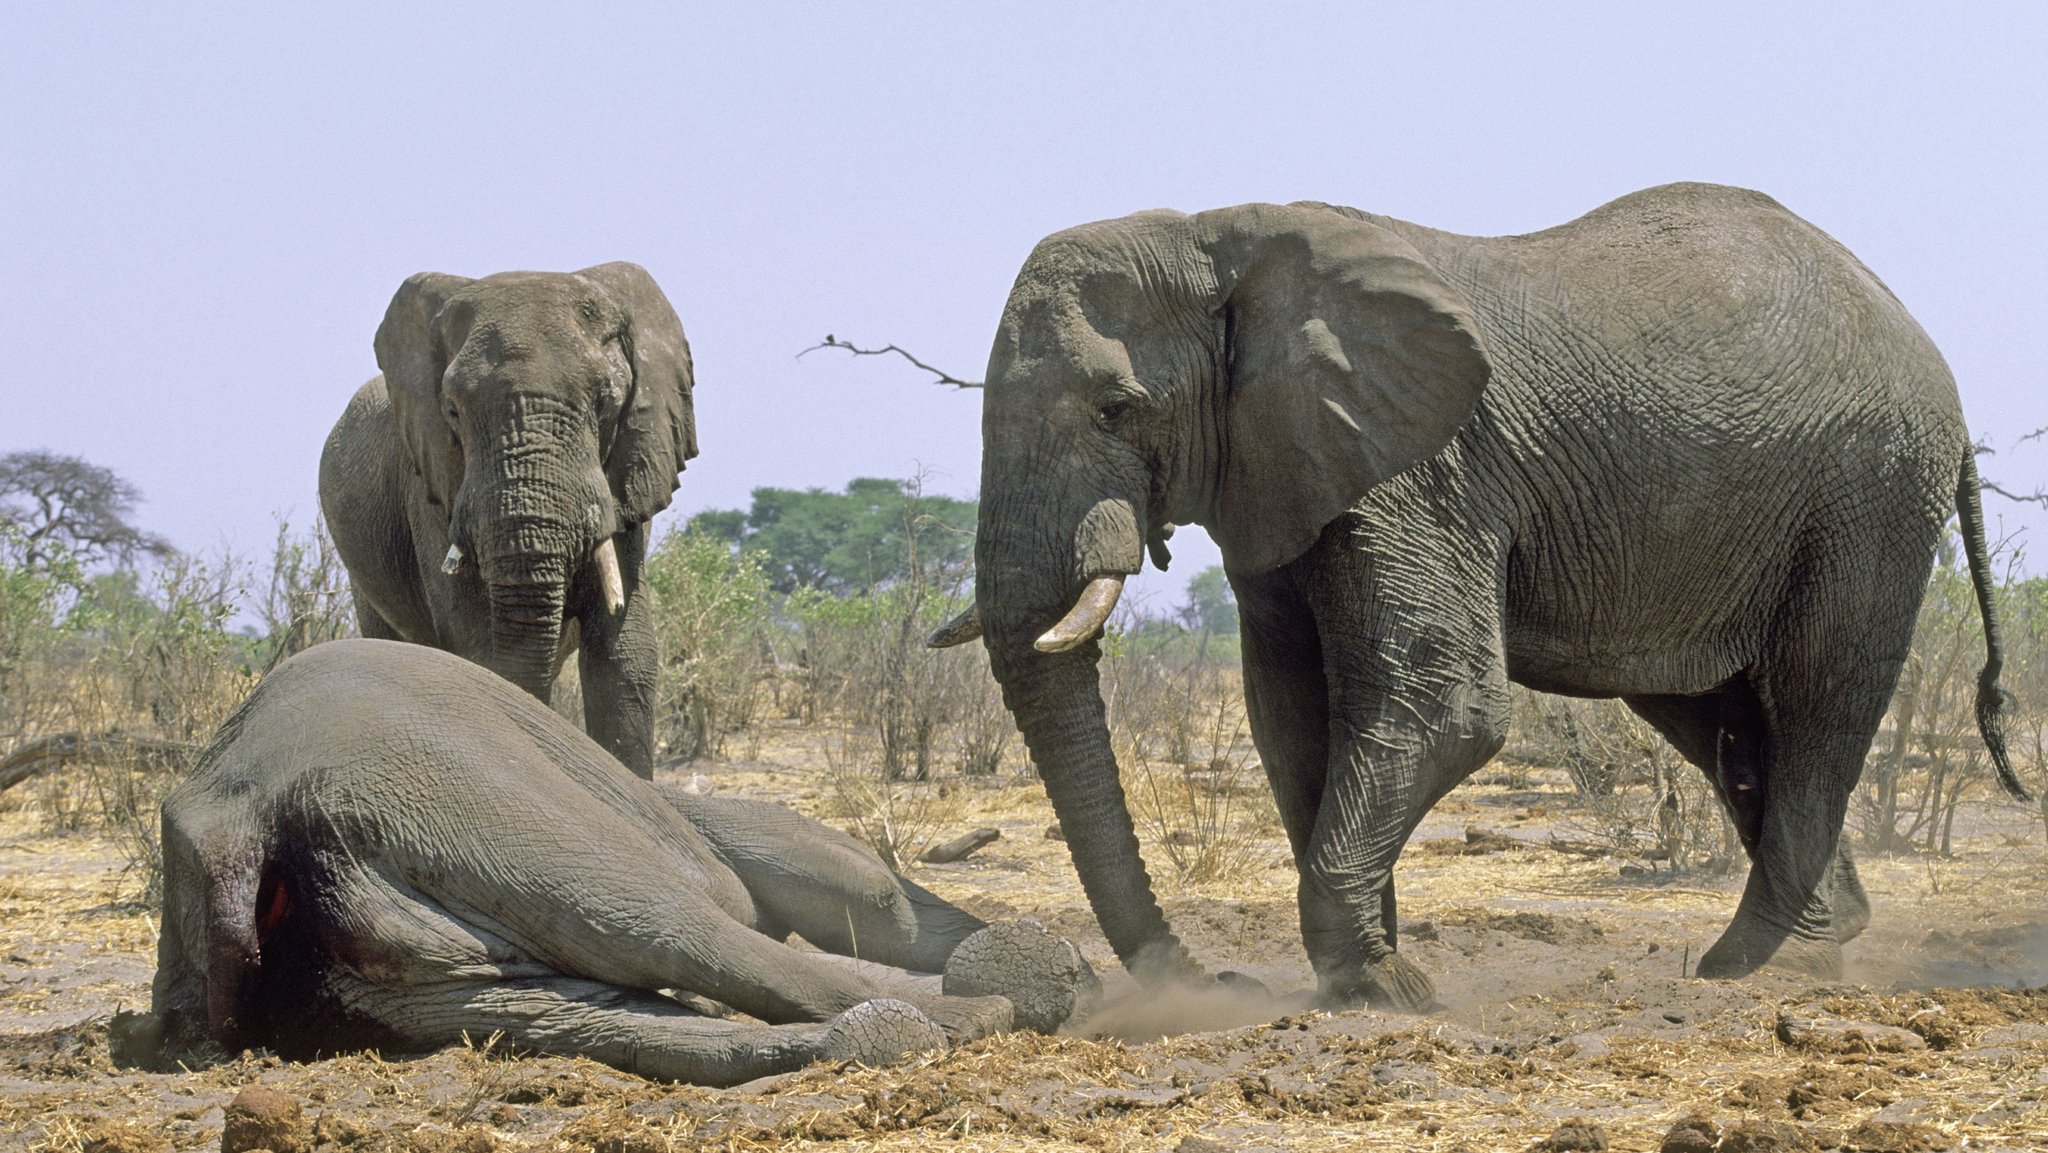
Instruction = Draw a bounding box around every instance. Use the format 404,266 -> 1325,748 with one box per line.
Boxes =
0,732 -> 195,792
798,336 -> 982,389
1981,480 -> 2048,507
919,826 -> 1001,863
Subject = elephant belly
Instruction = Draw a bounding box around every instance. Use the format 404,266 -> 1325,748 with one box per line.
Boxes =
1499,539 -> 1762,700
1504,630 -> 1747,700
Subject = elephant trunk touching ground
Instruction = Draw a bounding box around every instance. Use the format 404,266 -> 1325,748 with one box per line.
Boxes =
967,438 -> 1201,984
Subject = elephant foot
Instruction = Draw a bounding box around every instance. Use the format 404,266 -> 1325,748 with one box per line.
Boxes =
1696,928 -> 1841,980
1320,954 -> 1436,1013
942,921 -> 1100,1033
1831,863 -> 1872,945
816,999 -> 947,1066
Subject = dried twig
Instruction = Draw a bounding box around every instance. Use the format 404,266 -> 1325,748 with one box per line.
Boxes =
1981,479 -> 2048,507
0,732 -> 193,792
799,335 -> 982,389
921,827 -> 1001,864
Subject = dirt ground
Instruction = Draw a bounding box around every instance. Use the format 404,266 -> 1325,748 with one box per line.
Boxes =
3,728 -> 2045,1152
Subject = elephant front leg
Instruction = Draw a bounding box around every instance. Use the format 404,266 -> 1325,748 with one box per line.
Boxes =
325,972 -> 948,1087
1303,654 -> 1510,1013
578,526 -> 658,776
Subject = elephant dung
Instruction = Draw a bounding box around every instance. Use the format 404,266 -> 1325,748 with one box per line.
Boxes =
220,1084 -> 311,1153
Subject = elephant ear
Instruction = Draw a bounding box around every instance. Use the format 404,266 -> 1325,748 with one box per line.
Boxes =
578,262 -> 699,526
1196,203 -> 1492,574
373,271 -> 474,509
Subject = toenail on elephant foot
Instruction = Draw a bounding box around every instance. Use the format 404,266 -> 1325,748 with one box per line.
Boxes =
1322,954 -> 1436,1013
943,921 -> 1100,1033
817,999 -> 947,1066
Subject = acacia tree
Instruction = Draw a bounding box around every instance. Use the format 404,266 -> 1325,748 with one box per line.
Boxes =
687,477 -> 976,595
0,450 -> 173,571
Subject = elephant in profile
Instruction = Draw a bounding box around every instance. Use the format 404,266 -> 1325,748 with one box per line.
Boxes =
120,640 -> 1095,1086
319,263 -> 696,776
930,182 -> 2025,1010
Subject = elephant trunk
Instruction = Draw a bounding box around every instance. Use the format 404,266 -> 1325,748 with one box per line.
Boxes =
479,523 -> 574,699
995,655 -> 1196,983
977,487 -> 1193,984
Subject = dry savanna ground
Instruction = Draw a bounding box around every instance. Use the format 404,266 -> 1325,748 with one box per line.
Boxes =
3,722 -> 2046,1153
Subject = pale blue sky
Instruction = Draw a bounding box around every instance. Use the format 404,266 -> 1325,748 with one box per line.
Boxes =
4,3 -> 2044,610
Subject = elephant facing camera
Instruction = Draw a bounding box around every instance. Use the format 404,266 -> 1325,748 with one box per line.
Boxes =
320,263 -> 698,777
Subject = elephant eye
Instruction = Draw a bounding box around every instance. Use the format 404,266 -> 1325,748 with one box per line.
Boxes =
1097,398 -> 1131,424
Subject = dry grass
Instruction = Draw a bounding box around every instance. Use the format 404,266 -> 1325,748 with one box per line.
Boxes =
7,742 -> 2046,1152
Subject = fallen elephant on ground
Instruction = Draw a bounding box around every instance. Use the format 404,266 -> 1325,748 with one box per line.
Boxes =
116,639 -> 1094,1086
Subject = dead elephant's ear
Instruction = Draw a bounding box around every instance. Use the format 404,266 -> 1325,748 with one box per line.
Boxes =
1196,203 -> 1492,573
374,272 -> 475,509
577,262 -> 698,526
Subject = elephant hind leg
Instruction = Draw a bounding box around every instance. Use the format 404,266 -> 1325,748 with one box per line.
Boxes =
324,972 -> 944,1087
1696,623 -> 1916,979
1829,844 -> 1872,944
659,791 -> 987,973
1625,681 -> 1768,853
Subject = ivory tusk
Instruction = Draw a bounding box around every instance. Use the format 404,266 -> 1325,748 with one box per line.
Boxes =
925,604 -> 983,648
441,542 -> 465,575
1034,575 -> 1124,653
593,537 -> 626,615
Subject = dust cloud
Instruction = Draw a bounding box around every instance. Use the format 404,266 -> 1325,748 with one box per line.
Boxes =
1073,974 -> 1317,1042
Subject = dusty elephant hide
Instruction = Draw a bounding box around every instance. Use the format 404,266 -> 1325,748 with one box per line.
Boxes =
119,640 -> 1095,1086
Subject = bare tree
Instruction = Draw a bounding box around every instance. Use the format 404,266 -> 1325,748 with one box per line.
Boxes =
1978,432 -> 2048,508
0,450 -> 174,570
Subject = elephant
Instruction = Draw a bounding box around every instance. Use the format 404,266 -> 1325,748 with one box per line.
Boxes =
319,263 -> 696,776
929,182 -> 2025,1011
118,640 -> 1096,1086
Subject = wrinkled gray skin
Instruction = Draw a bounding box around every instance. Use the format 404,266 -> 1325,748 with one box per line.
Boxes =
319,264 -> 697,776
963,183 -> 2022,1011
126,640 -> 1094,1086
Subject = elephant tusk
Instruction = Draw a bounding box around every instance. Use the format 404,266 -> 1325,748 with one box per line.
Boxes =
593,537 -> 626,616
1034,575 -> 1124,653
441,543 -> 465,575
926,603 -> 983,648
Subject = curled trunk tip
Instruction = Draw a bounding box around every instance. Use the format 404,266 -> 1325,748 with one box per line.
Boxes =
1035,575 -> 1124,653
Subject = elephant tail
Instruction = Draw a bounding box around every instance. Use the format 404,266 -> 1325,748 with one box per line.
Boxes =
1956,451 -> 2031,802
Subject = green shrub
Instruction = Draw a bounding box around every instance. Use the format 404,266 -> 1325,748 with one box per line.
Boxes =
645,529 -> 776,762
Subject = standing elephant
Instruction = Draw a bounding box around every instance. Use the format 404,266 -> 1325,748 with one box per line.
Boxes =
319,263 -> 696,776
930,183 -> 2025,1010
120,640 -> 1095,1086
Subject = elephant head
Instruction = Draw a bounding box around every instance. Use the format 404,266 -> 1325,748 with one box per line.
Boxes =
375,263 -> 696,698
936,204 -> 1491,982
